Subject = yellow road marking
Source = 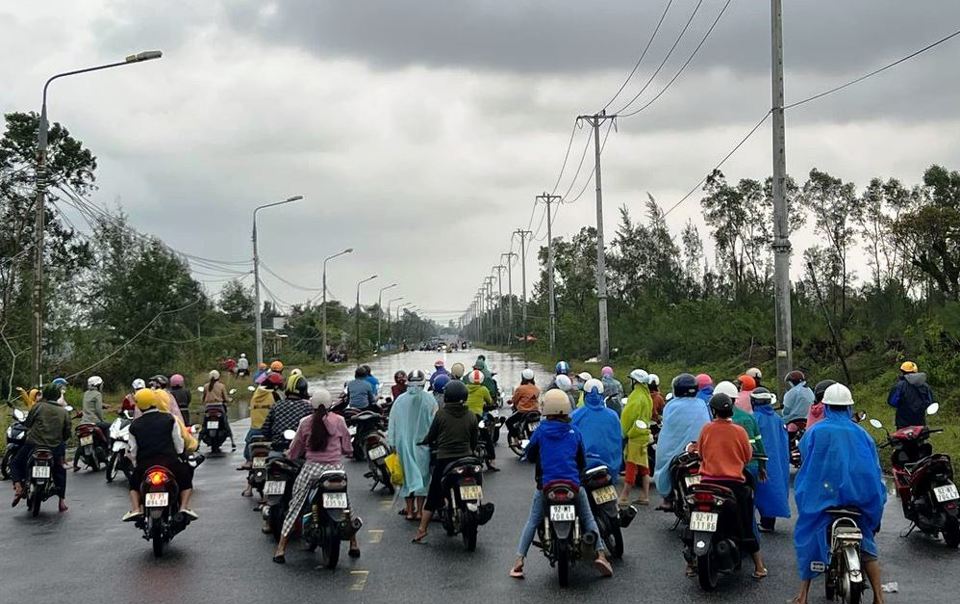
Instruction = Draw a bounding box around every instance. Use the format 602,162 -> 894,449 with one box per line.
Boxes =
349,570 -> 369,591
368,529 -> 384,544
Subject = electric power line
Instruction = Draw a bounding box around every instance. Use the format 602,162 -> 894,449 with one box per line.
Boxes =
602,0 -> 675,111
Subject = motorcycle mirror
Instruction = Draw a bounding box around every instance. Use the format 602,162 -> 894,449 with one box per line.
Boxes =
635,420 -> 648,430
478,420 -> 486,429
228,388 -> 237,395
926,402 -> 940,416
64,405 -> 74,412
520,439 -> 530,450
282,429 -> 297,440
13,408 -> 26,421
190,424 -> 200,435
197,386 -> 205,393
854,411 -> 867,423
247,385 -> 256,392
868,418 -> 884,430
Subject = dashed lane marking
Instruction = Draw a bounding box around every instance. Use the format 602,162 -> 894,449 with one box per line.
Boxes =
368,529 -> 384,544
349,570 -> 369,591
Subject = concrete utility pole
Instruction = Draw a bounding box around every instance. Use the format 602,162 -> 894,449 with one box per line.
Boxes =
514,229 -> 532,366
484,276 -> 496,345
501,252 -> 516,344
476,290 -> 485,342
770,0 -> 793,387
493,264 -> 506,346
577,111 -> 616,363
536,192 -> 561,355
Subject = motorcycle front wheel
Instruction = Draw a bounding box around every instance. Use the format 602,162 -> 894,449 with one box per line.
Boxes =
105,453 -> 119,483
943,517 -> 960,548
697,553 -> 719,591
0,448 -> 13,480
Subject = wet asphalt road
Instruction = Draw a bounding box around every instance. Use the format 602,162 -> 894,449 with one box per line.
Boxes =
3,349 -> 958,603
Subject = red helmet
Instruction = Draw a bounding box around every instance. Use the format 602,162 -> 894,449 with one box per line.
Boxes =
434,359 -> 445,368
266,372 -> 284,387
169,374 -> 185,387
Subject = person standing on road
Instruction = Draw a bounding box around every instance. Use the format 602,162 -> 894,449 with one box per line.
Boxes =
412,380 -> 479,543
653,374 -> 711,510
347,367 -> 376,409
793,384 -> 887,604
388,370 -> 437,521
887,361 -> 934,429
751,387 -> 791,533
619,369 -> 653,505
781,370 -> 814,424
273,390 -> 359,564
11,384 -> 72,512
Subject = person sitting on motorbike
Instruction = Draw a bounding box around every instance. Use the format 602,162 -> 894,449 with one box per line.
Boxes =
652,373 -> 712,511
547,361 -> 572,392
11,384 -> 71,511
572,378 -> 623,487
619,369 -> 653,506
429,359 -> 449,391
200,370 -> 235,449
430,374 -> 451,406
473,356 -> 500,401
781,370 -> 814,424
505,368 -> 540,435
388,370 -> 438,521
466,369 -> 498,471
600,366 -> 624,414
573,372 -> 592,407
16,386 -> 41,410
81,375 -> 111,439
253,362 -> 268,383
510,390 -> 613,579
412,380 -> 478,543
746,367 -> 763,387
261,376 -> 314,452
391,370 -> 408,399
450,362 -> 466,382
347,366 -> 376,409
168,374 -> 191,423
121,378 -> 146,415
122,389 -> 197,522
648,374 -> 666,423
273,389 -> 358,564
238,372 -> 283,477
805,379 -> 836,429
553,374 -> 578,409
362,364 -> 380,395
734,374 -> 756,415
51,377 -> 69,405
691,392 -> 766,579
887,360 -> 935,429
695,373 -> 713,412
793,384 -> 887,604
751,387 -> 791,533
715,381 -> 766,481
236,353 -> 250,377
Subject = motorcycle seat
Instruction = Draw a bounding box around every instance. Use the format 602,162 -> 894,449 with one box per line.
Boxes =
826,507 -> 861,517
543,479 -> 580,493
318,468 -> 347,481
31,447 -> 54,460
584,465 -> 609,478
442,457 -> 483,476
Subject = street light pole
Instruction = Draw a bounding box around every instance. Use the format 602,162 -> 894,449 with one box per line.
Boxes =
31,50 -> 162,385
321,248 -> 353,365
386,296 -> 404,347
253,195 -> 303,368
355,275 -> 378,355
376,283 -> 397,352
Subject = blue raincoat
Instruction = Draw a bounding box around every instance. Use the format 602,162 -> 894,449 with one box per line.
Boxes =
571,389 -> 623,481
753,404 -> 791,518
794,407 -> 886,580
387,387 -> 438,497
653,396 -> 711,496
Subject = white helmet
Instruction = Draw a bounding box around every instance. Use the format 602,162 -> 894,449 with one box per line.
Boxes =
132,378 -> 146,391
87,375 -> 103,389
584,378 -> 603,395
746,367 -> 762,381
407,369 -> 426,388
555,374 -> 573,391
647,373 -> 660,387
542,390 -> 571,417
240,353 -> 246,358
629,369 -> 649,384
577,371 -> 593,382
469,369 -> 485,385
714,380 -> 739,398
822,383 -> 854,407
310,389 -> 333,409
209,369 -> 221,380
521,368 -> 535,381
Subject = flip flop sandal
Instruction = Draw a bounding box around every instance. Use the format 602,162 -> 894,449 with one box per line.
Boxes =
349,548 -> 361,559
752,568 -> 769,580
509,566 -> 525,579
272,554 -> 286,564
411,532 -> 428,544
685,566 -> 697,577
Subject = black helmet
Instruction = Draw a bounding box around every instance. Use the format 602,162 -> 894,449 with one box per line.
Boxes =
42,384 -> 62,402
813,379 -> 836,403
672,373 -> 698,398
149,374 -> 168,388
709,392 -> 734,415
444,380 -> 469,404
287,376 -> 309,398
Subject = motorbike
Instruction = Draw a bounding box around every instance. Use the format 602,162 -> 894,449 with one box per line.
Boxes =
2,408 -> 28,480
476,409 -> 505,467
301,467 -> 363,569
199,403 -> 229,453
247,439 -> 273,501
506,410 -> 541,457
73,422 -> 109,472
434,456 -> 494,551
105,410 -> 135,483
647,420 -> 661,473
822,507 -> 868,604
345,407 -> 387,461
582,462 -> 636,559
24,446 -> 58,517
667,449 -> 703,527
262,444 -> 303,539
786,418 -> 807,469
534,479 -> 597,587
869,403 -> 959,547
134,453 -> 205,557
361,428 -> 394,494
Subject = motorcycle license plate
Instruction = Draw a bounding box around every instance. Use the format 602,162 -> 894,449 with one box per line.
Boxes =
31,465 -> 51,479
550,505 -> 576,522
460,485 -> 483,500
79,435 -> 94,446
145,492 -> 169,508
690,511 -> 718,533
934,484 -> 960,502
685,475 -> 702,487
206,421 -> 219,430
348,426 -> 357,436
252,457 -> 267,468
112,441 -> 126,452
323,492 -> 348,509
592,485 -> 618,505
368,446 -> 388,460
264,481 -> 285,496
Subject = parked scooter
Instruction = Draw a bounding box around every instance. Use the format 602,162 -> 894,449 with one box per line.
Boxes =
2,408 -> 28,480
582,461 -> 636,559
434,456 -> 494,551
869,403 -> 959,547
534,479 -> 597,587
134,453 -> 205,557
105,410 -> 135,483
301,467 -> 363,569
73,422 -> 109,472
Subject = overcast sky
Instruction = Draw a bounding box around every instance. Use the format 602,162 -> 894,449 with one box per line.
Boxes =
3,0 -> 959,325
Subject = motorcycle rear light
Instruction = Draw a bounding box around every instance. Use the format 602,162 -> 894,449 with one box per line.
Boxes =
693,492 -> 715,503
148,471 -> 167,486
696,503 -> 713,512
547,489 -> 573,503
461,477 -> 477,486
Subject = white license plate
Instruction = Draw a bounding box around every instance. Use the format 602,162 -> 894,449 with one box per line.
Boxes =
112,441 -> 126,452
348,426 -> 358,436
592,485 -> 618,505
690,511 -> 718,532
685,475 -> 702,487
145,492 -> 169,508
252,457 -> 267,468
323,492 -> 349,509
550,504 -> 577,522
264,481 -> 285,496
934,483 -> 960,502
79,435 -> 94,446
368,445 -> 388,460
460,485 -> 483,500
206,421 -> 219,430
31,465 -> 51,479
528,422 -> 540,432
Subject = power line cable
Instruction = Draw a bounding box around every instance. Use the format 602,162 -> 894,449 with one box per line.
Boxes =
602,0 -> 675,111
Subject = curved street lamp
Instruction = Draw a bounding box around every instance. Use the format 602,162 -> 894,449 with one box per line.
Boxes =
321,248 -> 353,364
355,275 -> 378,354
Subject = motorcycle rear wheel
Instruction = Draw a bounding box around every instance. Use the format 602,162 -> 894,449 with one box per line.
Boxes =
944,517 -> 960,548
324,537 -> 341,569
697,553 -> 719,591
151,524 -> 164,558
556,543 -> 570,588
268,504 -> 285,543
605,522 -> 624,559
29,491 -> 41,517
461,511 -> 478,552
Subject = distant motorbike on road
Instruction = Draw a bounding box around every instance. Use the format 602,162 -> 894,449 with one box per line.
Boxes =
345,407 -> 387,461
2,407 -> 28,480
200,403 -> 229,453
361,428 -> 394,495
434,456 -> 494,551
582,462 -> 636,559
105,411 -> 134,483
247,439 -> 273,501
134,453 -> 205,557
